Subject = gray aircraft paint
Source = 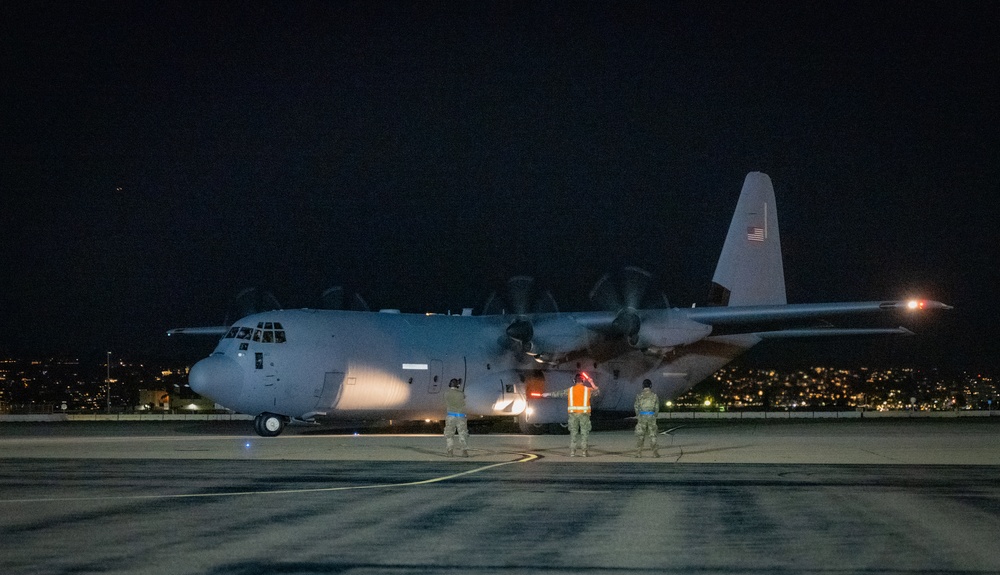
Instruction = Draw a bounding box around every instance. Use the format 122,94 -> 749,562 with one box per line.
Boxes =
173,173 -> 950,436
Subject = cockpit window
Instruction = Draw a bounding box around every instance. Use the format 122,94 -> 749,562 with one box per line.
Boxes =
229,324 -> 286,344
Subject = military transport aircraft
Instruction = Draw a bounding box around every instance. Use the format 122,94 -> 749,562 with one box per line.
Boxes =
168,172 -> 950,437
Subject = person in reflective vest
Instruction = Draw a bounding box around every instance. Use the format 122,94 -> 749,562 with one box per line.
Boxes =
634,378 -> 660,457
543,372 -> 600,457
444,378 -> 469,456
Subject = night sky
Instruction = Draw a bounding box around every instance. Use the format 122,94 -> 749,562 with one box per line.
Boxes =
3,2 -> 997,370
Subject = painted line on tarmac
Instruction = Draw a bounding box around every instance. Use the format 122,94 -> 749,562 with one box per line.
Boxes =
0,452 -> 540,504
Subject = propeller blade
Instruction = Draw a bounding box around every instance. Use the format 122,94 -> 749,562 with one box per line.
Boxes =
589,273 -> 622,311
482,291 -> 503,315
533,290 -> 560,314
506,276 -> 534,316
621,266 -> 652,310
226,287 -> 281,324
351,293 -> 371,312
320,287 -> 344,310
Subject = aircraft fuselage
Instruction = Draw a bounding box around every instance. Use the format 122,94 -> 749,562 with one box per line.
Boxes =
188,308 -> 751,426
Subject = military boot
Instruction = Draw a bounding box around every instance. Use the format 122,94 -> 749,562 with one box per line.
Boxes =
652,447 -> 661,458
461,449 -> 468,457
446,447 -> 453,457
570,448 -> 577,457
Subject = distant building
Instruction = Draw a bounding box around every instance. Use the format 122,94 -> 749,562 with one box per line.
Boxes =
138,389 -> 170,411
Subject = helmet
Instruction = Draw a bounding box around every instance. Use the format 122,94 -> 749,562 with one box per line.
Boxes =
574,372 -> 586,383
642,379 -> 652,388
448,378 -> 461,388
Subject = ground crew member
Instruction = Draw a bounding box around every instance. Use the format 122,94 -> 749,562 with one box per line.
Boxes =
443,378 -> 469,456
543,372 -> 600,457
634,378 -> 660,457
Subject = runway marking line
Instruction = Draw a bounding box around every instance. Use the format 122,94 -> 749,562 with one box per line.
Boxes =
0,452 -> 539,504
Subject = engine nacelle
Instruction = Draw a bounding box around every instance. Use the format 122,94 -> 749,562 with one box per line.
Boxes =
628,314 -> 712,350
530,315 -> 593,356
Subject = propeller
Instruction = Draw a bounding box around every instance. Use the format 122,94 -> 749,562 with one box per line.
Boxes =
483,276 -> 559,353
319,286 -> 371,312
589,267 -> 669,345
320,287 -> 344,310
226,287 -> 281,325
483,276 -> 558,316
589,266 -> 654,311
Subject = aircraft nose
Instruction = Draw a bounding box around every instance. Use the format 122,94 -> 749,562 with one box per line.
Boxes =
189,354 -> 244,408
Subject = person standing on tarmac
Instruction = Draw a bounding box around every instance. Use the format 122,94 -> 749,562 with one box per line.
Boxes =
444,378 -> 469,457
634,378 -> 660,457
542,372 -> 600,457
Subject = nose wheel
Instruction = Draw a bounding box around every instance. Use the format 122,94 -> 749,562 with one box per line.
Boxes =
253,413 -> 287,437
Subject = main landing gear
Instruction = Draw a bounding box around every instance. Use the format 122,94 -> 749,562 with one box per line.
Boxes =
253,412 -> 287,437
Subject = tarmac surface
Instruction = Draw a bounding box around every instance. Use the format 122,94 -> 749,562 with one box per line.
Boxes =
2,418 -> 999,574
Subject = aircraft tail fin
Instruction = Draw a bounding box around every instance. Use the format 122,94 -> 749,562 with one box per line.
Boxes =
708,172 -> 787,307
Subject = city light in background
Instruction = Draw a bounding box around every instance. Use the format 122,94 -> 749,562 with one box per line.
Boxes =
0,357 -> 994,415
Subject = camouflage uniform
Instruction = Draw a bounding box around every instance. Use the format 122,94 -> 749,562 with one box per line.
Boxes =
634,387 -> 660,457
443,385 -> 469,456
548,383 -> 600,456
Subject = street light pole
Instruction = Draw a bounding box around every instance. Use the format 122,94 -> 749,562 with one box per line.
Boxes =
106,351 -> 111,414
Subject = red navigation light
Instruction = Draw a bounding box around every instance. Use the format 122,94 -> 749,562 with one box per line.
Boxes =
907,299 -> 927,310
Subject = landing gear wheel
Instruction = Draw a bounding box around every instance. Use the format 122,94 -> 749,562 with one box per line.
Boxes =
254,413 -> 286,437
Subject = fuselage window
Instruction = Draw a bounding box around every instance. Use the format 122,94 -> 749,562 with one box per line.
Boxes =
225,327 -> 239,338
237,327 -> 253,340
273,322 -> 284,330
253,329 -> 262,342
262,331 -> 274,343
264,322 -> 273,330
274,330 -> 286,343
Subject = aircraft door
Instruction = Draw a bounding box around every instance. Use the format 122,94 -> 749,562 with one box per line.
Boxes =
315,371 -> 346,410
254,350 -> 279,408
428,359 -> 443,394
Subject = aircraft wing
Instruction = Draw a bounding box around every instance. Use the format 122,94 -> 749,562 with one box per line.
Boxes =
166,326 -> 230,336
684,299 -> 951,338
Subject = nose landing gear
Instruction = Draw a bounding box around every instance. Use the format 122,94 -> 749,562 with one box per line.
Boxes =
253,412 -> 287,437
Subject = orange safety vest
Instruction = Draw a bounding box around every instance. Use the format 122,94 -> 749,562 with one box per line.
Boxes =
567,384 -> 592,414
